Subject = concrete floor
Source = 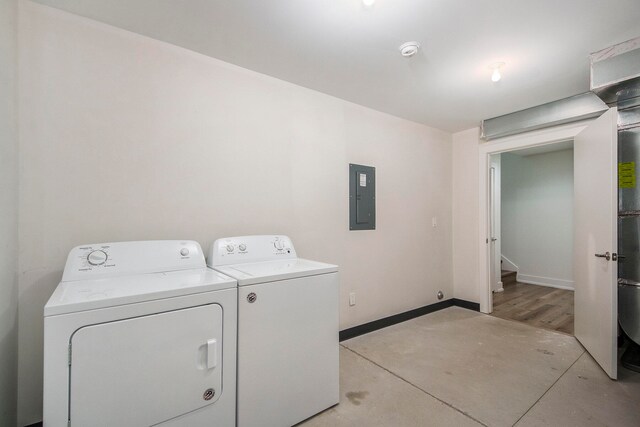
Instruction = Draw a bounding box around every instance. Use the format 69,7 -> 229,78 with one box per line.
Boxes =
300,307 -> 640,427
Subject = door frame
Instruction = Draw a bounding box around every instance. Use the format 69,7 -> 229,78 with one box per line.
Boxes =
478,119 -> 595,314
489,154 -> 503,293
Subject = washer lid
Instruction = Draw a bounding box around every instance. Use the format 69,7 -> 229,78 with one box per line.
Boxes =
45,268 -> 236,316
213,258 -> 338,286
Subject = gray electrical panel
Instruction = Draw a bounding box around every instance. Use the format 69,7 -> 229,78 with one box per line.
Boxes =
349,164 -> 376,230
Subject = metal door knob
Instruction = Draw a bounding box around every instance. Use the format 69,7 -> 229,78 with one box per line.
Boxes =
595,252 -> 611,261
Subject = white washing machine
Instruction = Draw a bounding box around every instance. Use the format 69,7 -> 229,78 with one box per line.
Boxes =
207,235 -> 339,427
43,241 -> 237,427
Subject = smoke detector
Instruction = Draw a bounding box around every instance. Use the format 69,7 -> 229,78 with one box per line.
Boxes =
399,41 -> 420,58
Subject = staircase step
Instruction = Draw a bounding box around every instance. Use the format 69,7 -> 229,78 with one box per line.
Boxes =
501,270 -> 517,286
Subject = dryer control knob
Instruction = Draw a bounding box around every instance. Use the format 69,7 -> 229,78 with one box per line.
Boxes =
274,240 -> 284,250
87,250 -> 108,266
180,248 -> 189,256
226,244 -> 235,253
239,244 -> 247,252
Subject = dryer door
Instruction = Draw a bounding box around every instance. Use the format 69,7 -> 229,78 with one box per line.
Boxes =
69,304 -> 223,427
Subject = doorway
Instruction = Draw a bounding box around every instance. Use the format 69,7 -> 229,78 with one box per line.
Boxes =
477,109 -> 618,379
489,143 -> 575,335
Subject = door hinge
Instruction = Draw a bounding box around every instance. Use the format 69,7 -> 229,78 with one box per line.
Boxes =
68,344 -> 72,366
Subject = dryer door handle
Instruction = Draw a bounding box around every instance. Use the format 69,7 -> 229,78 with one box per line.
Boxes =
207,339 -> 217,369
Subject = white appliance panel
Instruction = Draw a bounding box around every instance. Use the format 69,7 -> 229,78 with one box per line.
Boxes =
237,273 -> 339,427
207,235 -> 296,266
69,304 -> 223,426
62,240 -> 204,282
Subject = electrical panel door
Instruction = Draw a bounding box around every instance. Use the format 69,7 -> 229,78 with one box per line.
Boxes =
349,164 -> 376,230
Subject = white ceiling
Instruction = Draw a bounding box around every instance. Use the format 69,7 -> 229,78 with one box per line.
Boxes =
33,0 -> 640,132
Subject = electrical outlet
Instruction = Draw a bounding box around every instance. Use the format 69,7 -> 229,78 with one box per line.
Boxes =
349,292 -> 356,306
432,217 -> 437,228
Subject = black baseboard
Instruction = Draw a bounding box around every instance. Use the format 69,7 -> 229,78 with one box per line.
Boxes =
25,423 -> 42,427
451,298 -> 480,312
339,298 -> 479,342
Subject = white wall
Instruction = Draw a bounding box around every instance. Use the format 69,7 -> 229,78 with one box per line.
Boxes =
0,0 -> 19,425
452,128 -> 480,303
501,149 -> 574,289
17,2 -> 453,423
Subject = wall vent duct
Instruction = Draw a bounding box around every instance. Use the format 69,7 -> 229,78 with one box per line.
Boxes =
591,36 -> 640,109
480,92 -> 608,141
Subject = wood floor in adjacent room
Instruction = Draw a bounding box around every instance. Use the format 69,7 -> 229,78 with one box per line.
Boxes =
491,282 -> 574,335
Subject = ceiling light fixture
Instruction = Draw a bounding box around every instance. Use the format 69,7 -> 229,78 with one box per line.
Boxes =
489,62 -> 505,82
399,41 -> 420,58
362,0 -> 375,7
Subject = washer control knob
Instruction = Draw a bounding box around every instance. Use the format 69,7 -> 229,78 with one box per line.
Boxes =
226,244 -> 235,253
180,248 -> 189,256
274,240 -> 284,251
239,244 -> 247,252
87,250 -> 108,266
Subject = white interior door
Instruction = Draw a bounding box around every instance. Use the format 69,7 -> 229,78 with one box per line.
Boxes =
574,107 -> 618,379
490,155 -> 502,292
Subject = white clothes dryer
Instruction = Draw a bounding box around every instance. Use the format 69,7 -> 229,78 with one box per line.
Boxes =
207,235 -> 339,427
43,241 -> 237,427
